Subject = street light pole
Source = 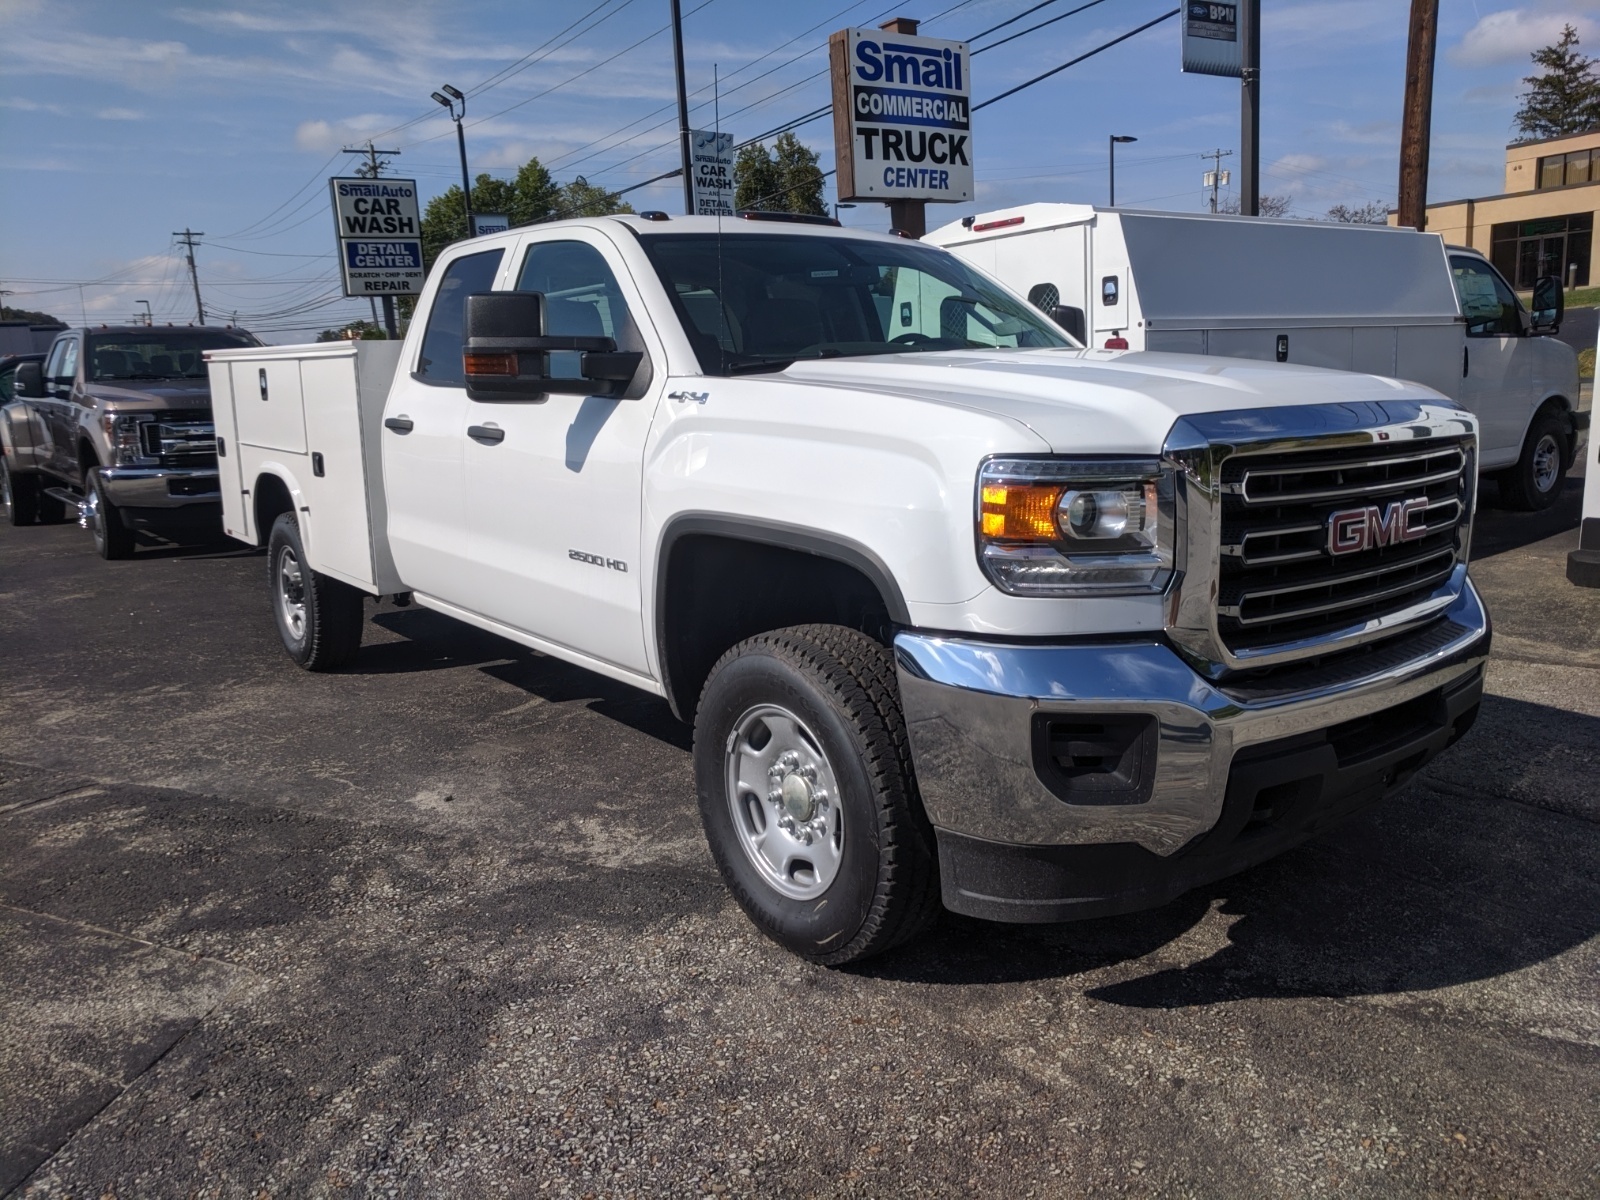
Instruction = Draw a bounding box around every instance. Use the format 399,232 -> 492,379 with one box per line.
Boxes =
433,86 -> 473,237
1109,135 -> 1137,207
671,0 -> 695,215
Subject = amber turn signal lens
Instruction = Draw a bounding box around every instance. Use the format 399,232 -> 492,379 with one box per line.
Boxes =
980,483 -> 1064,541
463,352 -> 517,377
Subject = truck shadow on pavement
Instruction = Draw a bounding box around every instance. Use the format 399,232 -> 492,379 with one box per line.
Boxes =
1474,473 -> 1584,558
359,608 -> 693,751
866,694 -> 1600,1007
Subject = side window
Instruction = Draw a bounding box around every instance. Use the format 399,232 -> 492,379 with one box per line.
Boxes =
415,248 -> 505,385
43,342 -> 67,394
516,240 -> 635,382
0,366 -> 14,402
60,340 -> 79,386
1451,256 -> 1521,338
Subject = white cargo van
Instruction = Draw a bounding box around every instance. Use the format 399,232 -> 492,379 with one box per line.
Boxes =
928,204 -> 1585,509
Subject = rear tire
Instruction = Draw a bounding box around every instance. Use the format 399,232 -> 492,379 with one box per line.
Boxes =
267,512 -> 365,671
1497,408 -> 1569,511
2,457 -> 40,525
693,624 -> 940,966
83,468 -> 136,559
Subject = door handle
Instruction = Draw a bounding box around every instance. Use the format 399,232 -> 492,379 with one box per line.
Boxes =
384,416 -> 414,434
1462,346 -> 1469,378
467,424 -> 505,445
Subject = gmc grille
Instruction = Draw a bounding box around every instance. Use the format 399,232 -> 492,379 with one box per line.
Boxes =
1216,438 -> 1471,654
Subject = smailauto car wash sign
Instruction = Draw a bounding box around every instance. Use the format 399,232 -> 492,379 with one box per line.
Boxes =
329,176 -> 425,297
829,27 -> 972,203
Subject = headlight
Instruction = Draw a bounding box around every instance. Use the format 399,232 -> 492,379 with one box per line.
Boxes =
100,413 -> 151,465
976,457 -> 1175,596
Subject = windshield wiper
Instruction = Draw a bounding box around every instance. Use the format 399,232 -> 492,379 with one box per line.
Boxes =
721,348 -> 844,375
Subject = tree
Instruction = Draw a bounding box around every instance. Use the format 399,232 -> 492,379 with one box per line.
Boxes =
316,319 -> 386,342
1,305 -> 65,325
551,175 -> 633,219
1220,193 -> 1293,218
734,132 -> 826,215
1325,200 -> 1390,224
1514,24 -> 1600,140
419,160 -> 626,268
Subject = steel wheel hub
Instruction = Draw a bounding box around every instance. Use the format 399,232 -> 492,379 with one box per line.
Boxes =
277,547 -> 308,641
726,704 -> 843,900
1533,433 -> 1560,493
81,483 -> 102,541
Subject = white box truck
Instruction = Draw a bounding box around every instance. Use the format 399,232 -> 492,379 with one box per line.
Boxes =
928,204 -> 1585,510
206,214 -> 1489,965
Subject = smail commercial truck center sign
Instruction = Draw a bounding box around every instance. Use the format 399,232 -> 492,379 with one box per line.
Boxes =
830,28 -> 972,203
329,177 -> 426,297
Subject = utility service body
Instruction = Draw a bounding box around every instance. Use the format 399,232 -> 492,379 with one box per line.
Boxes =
831,28 -> 974,202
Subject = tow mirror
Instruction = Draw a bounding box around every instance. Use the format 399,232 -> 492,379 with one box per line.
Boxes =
1049,305 -> 1087,343
13,361 -> 42,398
1530,275 -> 1563,334
461,292 -> 643,402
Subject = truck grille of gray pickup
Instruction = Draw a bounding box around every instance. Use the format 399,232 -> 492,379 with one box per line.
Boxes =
140,410 -> 217,467
1216,437 -> 1472,654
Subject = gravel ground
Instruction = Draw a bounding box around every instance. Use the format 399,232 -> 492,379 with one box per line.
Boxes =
1,457 -> 1596,1198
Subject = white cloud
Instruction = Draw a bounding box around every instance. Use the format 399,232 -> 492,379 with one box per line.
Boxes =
1451,8 -> 1600,68
294,113 -> 405,152
96,107 -> 144,121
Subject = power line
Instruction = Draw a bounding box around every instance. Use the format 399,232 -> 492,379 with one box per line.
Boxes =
971,0 -> 1111,57
973,8 -> 1180,112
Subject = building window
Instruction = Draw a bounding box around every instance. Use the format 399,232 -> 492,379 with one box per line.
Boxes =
1536,149 -> 1595,188
1491,211 -> 1593,287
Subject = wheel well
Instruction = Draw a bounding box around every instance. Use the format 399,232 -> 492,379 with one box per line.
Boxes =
252,473 -> 294,544
78,438 -> 99,476
657,534 -> 897,721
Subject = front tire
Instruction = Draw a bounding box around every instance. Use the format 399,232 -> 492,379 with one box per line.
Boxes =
693,624 -> 939,966
267,512 -> 365,671
82,468 -> 136,558
2,456 -> 41,525
1498,408 -> 1570,511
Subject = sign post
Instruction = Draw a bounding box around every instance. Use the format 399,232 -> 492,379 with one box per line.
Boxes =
830,16 -> 971,237
689,130 -> 735,216
329,176 -> 424,337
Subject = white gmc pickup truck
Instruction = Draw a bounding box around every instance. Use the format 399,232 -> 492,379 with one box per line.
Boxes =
207,213 -> 1490,964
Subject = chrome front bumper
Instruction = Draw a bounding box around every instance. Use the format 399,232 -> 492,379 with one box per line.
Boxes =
100,466 -> 220,509
895,578 -> 1490,859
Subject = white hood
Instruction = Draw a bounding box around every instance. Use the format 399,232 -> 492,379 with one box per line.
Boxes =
771,348 -> 1446,455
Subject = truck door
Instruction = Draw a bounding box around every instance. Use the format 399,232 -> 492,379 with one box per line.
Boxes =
1449,254 -> 1531,466
459,232 -> 662,676
39,338 -> 72,477
380,245 -> 504,601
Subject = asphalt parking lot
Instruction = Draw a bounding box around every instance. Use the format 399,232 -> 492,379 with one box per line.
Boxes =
2,459 -> 1597,1198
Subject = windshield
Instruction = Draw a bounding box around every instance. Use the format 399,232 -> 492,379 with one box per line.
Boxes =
637,232 -> 1073,375
87,330 -> 258,380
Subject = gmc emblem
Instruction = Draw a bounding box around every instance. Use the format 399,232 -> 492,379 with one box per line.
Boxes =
1328,498 -> 1429,556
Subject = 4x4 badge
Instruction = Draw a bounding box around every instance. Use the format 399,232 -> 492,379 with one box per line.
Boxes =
1328,498 -> 1429,556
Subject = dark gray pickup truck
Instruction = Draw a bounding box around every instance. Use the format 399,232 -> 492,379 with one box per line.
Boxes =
1,324 -> 258,557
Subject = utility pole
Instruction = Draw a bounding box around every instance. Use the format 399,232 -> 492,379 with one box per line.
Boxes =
343,142 -> 403,337
1397,0 -> 1439,231
173,228 -> 206,324
343,141 -> 400,180
1239,0 -> 1260,216
671,0 -> 695,214
1202,148 -> 1233,213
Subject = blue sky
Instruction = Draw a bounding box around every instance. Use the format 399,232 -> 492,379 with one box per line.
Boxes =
2,0 -> 1596,340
